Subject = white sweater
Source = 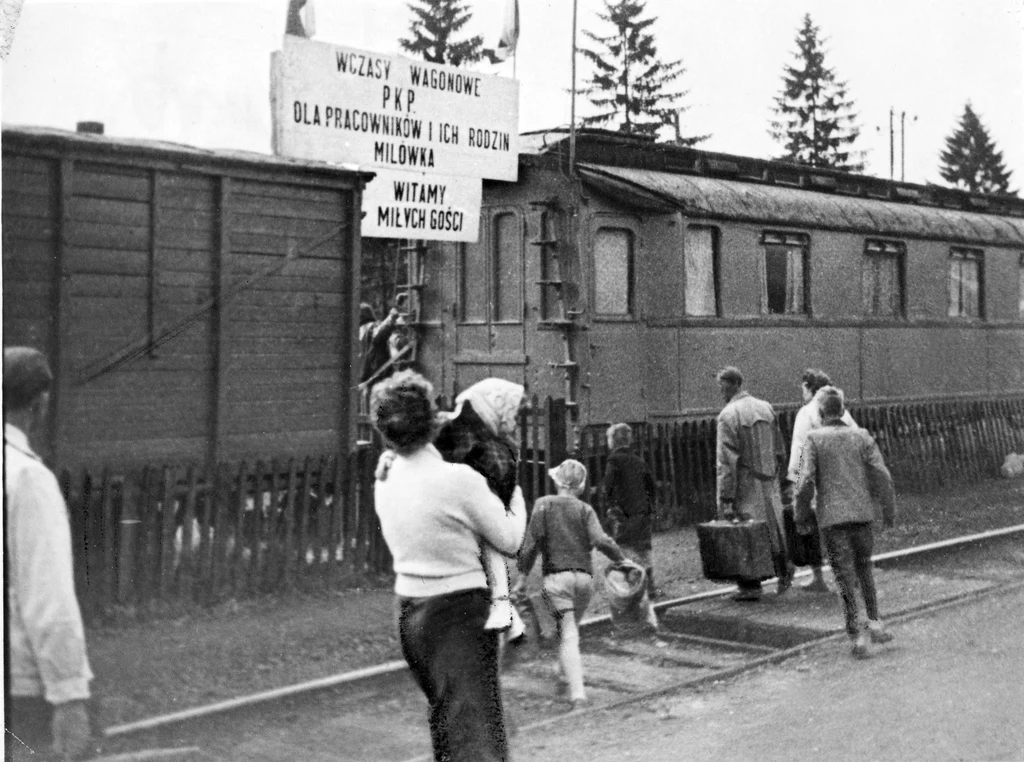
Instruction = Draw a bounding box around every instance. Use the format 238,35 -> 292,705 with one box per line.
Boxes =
374,444 -> 526,598
787,402 -> 859,483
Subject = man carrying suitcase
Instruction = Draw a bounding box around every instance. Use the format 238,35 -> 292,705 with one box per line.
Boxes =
715,367 -> 793,601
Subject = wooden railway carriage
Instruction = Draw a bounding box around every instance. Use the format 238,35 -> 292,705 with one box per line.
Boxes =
410,129 -> 1024,429
2,124 -> 369,470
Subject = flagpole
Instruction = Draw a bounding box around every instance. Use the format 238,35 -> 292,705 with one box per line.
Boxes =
569,0 -> 578,174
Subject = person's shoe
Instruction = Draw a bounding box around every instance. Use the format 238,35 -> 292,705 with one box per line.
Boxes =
507,607 -> 526,642
851,630 -> 871,659
802,577 -> 831,594
484,597 -> 514,631
776,565 -> 795,595
867,619 -> 894,644
570,697 -> 590,711
732,589 -> 762,602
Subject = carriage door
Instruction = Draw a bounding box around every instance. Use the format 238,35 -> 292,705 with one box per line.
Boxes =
453,208 -> 526,392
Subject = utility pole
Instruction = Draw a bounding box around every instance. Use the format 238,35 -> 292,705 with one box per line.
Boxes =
569,0 -> 578,174
889,107 -> 894,181
901,111 -> 906,182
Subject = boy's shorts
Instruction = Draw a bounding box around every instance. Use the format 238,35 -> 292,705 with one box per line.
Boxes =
542,570 -> 593,617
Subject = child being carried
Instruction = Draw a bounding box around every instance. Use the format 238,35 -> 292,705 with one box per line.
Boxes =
434,379 -> 528,636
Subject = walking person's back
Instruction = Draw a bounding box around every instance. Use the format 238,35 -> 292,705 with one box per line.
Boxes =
602,423 -> 660,597
795,386 -> 896,658
516,460 -> 624,709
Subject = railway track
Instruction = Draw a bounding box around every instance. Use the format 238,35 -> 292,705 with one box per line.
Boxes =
100,524 -> 1024,762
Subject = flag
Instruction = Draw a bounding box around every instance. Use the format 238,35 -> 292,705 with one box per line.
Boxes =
483,0 -> 519,63
285,0 -> 315,38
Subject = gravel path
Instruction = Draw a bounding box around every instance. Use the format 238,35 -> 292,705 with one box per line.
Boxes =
86,479 -> 1024,728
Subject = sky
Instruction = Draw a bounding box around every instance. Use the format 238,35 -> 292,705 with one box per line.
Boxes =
2,0 -> 1022,187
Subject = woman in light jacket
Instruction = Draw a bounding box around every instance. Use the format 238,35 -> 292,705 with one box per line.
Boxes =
372,371 -> 526,762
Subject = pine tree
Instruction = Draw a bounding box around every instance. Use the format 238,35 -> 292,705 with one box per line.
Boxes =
770,14 -> 863,171
579,0 -> 706,143
399,0 -> 483,68
939,103 -> 1016,195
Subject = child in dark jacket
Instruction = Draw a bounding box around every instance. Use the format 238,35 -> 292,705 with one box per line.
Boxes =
602,423 -> 660,598
514,460 -> 625,708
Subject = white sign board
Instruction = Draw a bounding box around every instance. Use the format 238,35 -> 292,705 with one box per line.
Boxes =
273,37 -> 519,181
362,169 -> 481,242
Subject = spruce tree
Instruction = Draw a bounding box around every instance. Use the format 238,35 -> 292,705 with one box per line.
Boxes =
770,14 -> 863,171
579,0 -> 706,143
399,0 -> 483,68
939,103 -> 1016,195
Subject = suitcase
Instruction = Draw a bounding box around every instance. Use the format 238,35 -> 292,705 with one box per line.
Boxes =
783,507 -> 824,568
696,519 -> 776,582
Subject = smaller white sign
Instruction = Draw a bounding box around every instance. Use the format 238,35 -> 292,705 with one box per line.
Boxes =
361,169 -> 481,242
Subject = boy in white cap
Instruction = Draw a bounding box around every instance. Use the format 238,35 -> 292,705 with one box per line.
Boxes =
514,459 -> 625,709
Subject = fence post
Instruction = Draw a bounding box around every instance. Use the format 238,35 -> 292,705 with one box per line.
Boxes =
117,470 -> 141,605
177,465 -> 200,603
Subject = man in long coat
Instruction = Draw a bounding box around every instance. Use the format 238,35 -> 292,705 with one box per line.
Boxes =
715,367 -> 793,601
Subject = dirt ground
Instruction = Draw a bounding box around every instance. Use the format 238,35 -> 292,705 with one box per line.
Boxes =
86,478 -> 1024,728
512,586 -> 1024,762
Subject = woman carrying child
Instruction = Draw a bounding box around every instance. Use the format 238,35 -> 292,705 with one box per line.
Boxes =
513,459 -> 626,710
372,372 -> 526,761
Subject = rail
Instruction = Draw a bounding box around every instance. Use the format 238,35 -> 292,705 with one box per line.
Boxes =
102,522 -> 1024,739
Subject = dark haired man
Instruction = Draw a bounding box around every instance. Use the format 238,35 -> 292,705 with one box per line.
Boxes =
4,347 -> 94,759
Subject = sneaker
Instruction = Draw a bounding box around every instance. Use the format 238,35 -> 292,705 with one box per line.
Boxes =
507,607 -> 526,642
802,577 -> 832,594
776,565 -> 795,595
570,698 -> 590,711
867,620 -> 894,644
851,631 -> 871,659
484,597 -> 514,632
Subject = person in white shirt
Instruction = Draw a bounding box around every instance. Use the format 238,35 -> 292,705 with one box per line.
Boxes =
372,370 -> 526,762
784,368 -> 859,593
4,347 -> 94,760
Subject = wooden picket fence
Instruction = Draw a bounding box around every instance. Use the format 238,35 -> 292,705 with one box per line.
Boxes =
568,395 -> 1024,531
62,394 -> 1024,618
62,446 -> 389,618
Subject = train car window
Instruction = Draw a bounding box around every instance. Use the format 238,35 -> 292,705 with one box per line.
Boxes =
684,226 -> 719,316
460,241 -> 487,322
948,248 -> 984,318
539,211 -> 558,321
863,239 -> 905,317
492,212 -> 522,323
594,227 -> 634,316
760,232 -> 808,315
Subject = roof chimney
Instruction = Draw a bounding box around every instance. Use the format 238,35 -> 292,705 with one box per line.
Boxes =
76,121 -> 104,135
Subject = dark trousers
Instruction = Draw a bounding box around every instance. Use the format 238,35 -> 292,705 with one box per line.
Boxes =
4,695 -> 54,760
823,522 -> 879,638
399,588 -> 508,762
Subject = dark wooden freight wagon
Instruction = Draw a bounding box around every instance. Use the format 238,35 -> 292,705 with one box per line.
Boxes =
3,124 -> 371,471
